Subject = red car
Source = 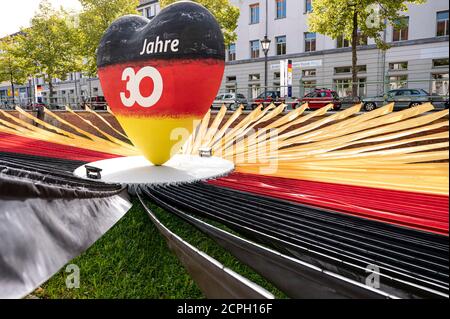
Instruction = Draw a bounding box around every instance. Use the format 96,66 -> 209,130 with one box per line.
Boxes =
250,91 -> 285,109
297,89 -> 342,110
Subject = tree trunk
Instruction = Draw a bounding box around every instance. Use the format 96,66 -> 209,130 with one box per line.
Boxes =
351,8 -> 359,98
10,75 -> 15,106
48,77 -> 53,107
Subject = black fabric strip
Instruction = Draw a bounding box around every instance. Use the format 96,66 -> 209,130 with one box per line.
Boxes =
142,183 -> 449,299
0,151 -> 132,298
0,152 -> 86,172
140,188 -> 388,299
137,192 -> 273,299
0,152 -> 124,199
0,190 -> 131,299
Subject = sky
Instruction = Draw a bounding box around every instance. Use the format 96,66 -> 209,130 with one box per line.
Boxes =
0,0 -> 82,38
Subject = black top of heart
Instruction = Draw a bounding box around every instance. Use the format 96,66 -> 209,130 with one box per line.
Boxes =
97,1 -> 225,68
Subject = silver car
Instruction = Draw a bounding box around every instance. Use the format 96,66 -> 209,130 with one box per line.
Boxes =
362,89 -> 431,112
212,93 -> 248,111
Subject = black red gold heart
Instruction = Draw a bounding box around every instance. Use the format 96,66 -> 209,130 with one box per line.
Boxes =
97,2 -> 225,165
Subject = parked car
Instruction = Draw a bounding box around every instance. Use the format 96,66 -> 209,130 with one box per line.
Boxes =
26,102 -> 47,110
211,93 -> 248,111
250,91 -> 285,109
362,89 -> 431,112
84,96 -> 108,110
296,88 -> 342,110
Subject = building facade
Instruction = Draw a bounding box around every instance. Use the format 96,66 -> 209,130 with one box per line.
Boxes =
1,0 -> 448,107
137,0 -> 160,19
224,0 -> 449,99
0,0 -> 162,108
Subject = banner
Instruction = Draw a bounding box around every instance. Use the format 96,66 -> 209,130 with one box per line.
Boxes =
280,59 -> 293,98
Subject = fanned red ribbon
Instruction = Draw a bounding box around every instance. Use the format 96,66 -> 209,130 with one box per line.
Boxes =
0,132 -> 119,162
209,172 -> 449,236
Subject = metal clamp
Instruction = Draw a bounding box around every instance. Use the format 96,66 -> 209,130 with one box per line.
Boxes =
199,147 -> 212,158
85,165 -> 102,180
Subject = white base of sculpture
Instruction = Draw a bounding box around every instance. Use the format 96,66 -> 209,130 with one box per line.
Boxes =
74,155 -> 234,185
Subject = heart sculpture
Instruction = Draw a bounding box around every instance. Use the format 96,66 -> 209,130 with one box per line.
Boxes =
97,1 -> 225,165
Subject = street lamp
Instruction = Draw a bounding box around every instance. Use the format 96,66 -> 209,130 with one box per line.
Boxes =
261,36 -> 271,99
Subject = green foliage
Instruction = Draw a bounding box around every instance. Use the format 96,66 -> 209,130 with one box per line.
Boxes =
308,0 -> 426,95
308,0 -> 426,49
160,0 -> 240,46
78,0 -> 139,76
0,36 -> 30,87
14,0 -> 82,96
3,0 -> 238,86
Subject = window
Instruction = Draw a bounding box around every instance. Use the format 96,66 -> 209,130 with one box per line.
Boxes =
410,90 -> 423,96
389,75 -> 408,90
431,73 -> 449,95
302,69 -> 316,77
146,6 -> 156,19
226,86 -> 236,93
228,43 -> 236,61
357,65 -> 367,73
276,36 -> 287,55
304,32 -> 316,52
337,33 -> 366,48
249,74 -> 260,81
357,32 -> 368,45
226,76 -> 237,82
334,78 -> 367,97
337,35 -> 350,48
274,72 -> 281,79
389,62 -> 408,71
334,66 -> 366,74
249,84 -> 261,99
335,66 -> 352,74
250,4 -> 260,24
393,17 -> 409,42
250,40 -> 260,58
273,81 -> 280,91
433,58 -> 449,68
276,0 -> 286,19
305,0 -> 313,13
303,87 -> 321,98
437,11 -> 449,37
302,81 -> 317,93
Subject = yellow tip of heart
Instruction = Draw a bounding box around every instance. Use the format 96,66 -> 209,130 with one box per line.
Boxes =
116,115 -> 198,165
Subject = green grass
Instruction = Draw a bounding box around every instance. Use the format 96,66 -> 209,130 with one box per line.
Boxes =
36,199 -> 286,299
148,200 -> 287,299
37,200 -> 203,299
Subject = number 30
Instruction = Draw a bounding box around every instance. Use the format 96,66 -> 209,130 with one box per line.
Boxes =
120,66 -> 163,108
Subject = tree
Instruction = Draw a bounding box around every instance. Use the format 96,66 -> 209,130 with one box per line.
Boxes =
15,0 -> 82,103
308,0 -> 425,97
160,0 -> 240,46
0,36 -> 30,104
78,0 -> 139,77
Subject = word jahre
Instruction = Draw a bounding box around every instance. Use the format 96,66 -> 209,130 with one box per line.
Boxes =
139,36 -> 180,55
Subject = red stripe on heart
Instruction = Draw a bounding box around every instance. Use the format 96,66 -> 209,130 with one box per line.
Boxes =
98,58 -> 224,118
